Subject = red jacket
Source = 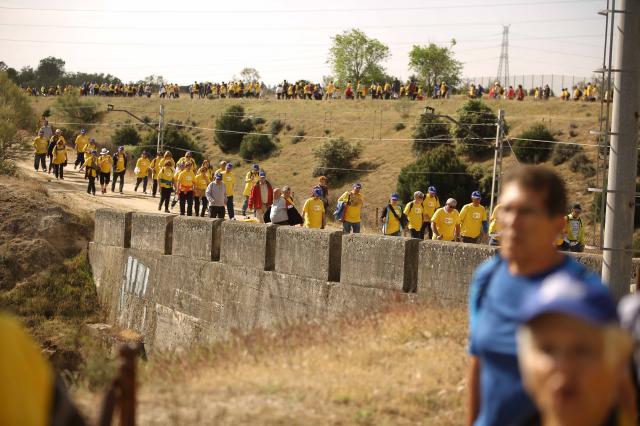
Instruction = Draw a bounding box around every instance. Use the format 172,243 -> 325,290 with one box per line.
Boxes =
248,181 -> 273,210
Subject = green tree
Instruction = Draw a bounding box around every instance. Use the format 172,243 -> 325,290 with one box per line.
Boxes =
137,127 -> 203,164
408,43 -> 462,94
53,93 -> 104,133
313,137 -> 362,182
36,56 -> 66,86
512,123 -> 555,164
111,125 -> 141,147
412,111 -> 451,153
239,67 -> 261,82
454,100 -> 502,159
327,29 -> 390,85
239,134 -> 277,160
214,105 -> 254,153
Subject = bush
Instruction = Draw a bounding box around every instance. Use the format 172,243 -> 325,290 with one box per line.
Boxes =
53,93 -> 104,132
313,137 -> 362,182
551,143 -> 583,165
111,125 -> 141,147
135,126 -> 203,164
252,117 -> 266,126
270,119 -> 284,135
454,100 -> 503,159
412,111 -> 450,153
239,134 -> 277,160
214,105 -> 254,153
285,124 -> 293,132
569,153 -> 596,177
512,123 -> 555,164
396,145 -> 478,204
292,129 -> 306,144
394,122 -> 406,131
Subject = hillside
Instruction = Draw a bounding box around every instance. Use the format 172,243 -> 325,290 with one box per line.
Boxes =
29,95 -> 603,238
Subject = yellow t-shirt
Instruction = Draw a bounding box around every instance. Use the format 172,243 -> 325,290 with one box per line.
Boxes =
459,203 -> 487,238
423,194 -> 440,220
176,170 -> 196,191
83,156 -> 98,177
158,167 -> 175,188
74,134 -> 89,153
135,158 -> 150,178
115,153 -> 126,172
52,142 -> 67,165
431,207 -> 460,241
383,204 -> 402,235
222,171 -> 235,196
33,136 -> 48,154
97,154 -> 113,173
243,171 -> 259,197
194,172 -> 210,190
84,142 -> 97,154
488,204 -> 502,240
338,191 -> 364,223
150,157 -> 163,178
404,201 -> 424,231
302,197 -> 325,229
159,157 -> 175,169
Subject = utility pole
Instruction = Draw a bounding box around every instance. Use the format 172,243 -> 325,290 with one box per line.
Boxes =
157,104 -> 164,154
496,26 -> 510,88
601,0 -> 640,298
489,109 -> 504,218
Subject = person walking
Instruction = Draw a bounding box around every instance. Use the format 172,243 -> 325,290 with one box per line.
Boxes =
337,183 -> 364,234
431,198 -> 460,241
51,136 -> 67,180
157,161 -> 175,213
73,128 -> 89,170
270,188 -> 290,225
222,162 -> 236,219
488,203 -> 502,246
205,172 -> 226,219
242,164 -> 260,216
111,146 -> 127,193
423,186 -> 441,239
79,150 -> 98,195
47,129 -> 65,174
302,187 -> 326,229
194,165 -> 211,217
404,191 -> 426,239
97,148 -> 113,194
459,191 -> 488,244
133,151 -> 151,194
149,152 -> 163,197
175,162 -> 196,216
38,118 -> 53,141
248,171 -> 273,223
380,193 -> 404,236
32,129 -> 48,172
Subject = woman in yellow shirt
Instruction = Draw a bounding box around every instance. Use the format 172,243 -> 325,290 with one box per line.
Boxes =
157,162 -> 175,213
242,164 -> 260,216
194,166 -> 211,217
79,150 -> 99,195
51,138 -> 67,180
175,162 -> 196,216
302,187 -> 326,229
97,148 -> 113,194
134,151 -> 151,194
149,152 -> 163,197
404,191 -> 425,239
380,193 -> 403,236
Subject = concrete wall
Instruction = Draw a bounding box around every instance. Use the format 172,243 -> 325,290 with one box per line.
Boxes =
89,208 -> 638,352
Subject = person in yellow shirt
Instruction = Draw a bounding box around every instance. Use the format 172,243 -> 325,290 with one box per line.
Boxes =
194,165 -> 211,217
157,161 -> 175,213
97,148 -> 113,194
111,146 -> 127,193
337,182 -> 364,233
73,128 -> 90,170
488,203 -> 502,246
459,191 -> 488,244
423,186 -> 441,239
176,151 -> 197,171
380,193 -> 404,236
431,198 -> 461,242
404,191 -> 426,239
149,151 -> 163,197
242,164 -> 260,216
84,137 -> 97,157
302,187 -> 326,229
159,150 -> 175,169
47,128 -> 65,173
33,129 -> 48,172
222,162 -> 236,219
175,162 -> 196,216
51,137 -> 67,180
133,151 -> 151,194
79,149 -> 99,195
214,160 -> 227,176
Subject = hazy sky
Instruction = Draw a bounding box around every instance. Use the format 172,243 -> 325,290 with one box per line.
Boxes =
0,0 -> 605,84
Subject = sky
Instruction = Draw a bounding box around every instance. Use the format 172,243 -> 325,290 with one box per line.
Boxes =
0,0 -> 606,85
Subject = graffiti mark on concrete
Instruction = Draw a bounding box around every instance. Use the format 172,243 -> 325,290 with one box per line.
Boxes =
120,256 -> 150,311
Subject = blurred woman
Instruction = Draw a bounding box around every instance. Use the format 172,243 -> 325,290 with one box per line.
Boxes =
194,165 -> 211,217
51,136 -> 67,180
270,188 -> 289,225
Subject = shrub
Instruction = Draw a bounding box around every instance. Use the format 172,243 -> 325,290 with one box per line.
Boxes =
313,137 -> 362,182
252,116 -> 266,126
292,129 -> 306,144
512,123 -> 555,164
53,93 -> 104,132
270,119 -> 284,135
324,129 -> 331,135
136,126 -> 203,164
285,124 -> 293,132
569,153 -> 596,177
396,145 -> 478,204
111,125 -> 141,147
394,122 -> 406,131
551,143 -> 583,165
454,100 -> 503,159
214,105 -> 254,153
412,111 -> 450,153
239,134 -> 277,160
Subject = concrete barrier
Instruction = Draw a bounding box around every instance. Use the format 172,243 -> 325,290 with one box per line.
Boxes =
274,227 -> 342,282
94,209 -> 132,247
131,213 -> 174,255
220,221 -> 276,271
172,217 -> 223,261
340,234 -> 419,292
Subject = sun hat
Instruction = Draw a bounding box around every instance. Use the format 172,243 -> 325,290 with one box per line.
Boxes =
100,148 -> 109,155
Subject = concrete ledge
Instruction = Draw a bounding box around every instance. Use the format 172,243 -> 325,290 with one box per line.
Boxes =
274,227 -> 342,282
340,234 -> 419,292
94,209 -> 132,247
172,217 -> 223,261
220,221 -> 276,271
131,213 -> 175,255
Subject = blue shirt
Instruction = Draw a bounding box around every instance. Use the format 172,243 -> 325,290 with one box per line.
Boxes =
468,255 -> 605,426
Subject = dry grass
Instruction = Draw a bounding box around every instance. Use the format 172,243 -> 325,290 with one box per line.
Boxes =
75,303 -> 468,425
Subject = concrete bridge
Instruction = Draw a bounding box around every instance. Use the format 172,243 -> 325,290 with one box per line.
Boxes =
89,209 -> 629,353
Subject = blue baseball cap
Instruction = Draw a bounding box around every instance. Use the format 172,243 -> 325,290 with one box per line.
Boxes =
471,191 -> 481,199
313,187 -> 323,197
81,128 -> 86,134
252,164 -> 260,171
519,272 -> 618,326
390,193 -> 399,201
226,163 -> 233,169
428,186 -> 437,194
89,137 -> 95,142
353,182 -> 362,189
215,172 -> 222,179
259,171 -> 266,177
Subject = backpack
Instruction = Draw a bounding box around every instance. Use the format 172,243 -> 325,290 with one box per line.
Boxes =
381,204 -> 408,229
333,193 -> 351,221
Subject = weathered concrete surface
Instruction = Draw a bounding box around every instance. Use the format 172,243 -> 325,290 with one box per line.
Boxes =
172,217 -> 223,261
340,234 -> 419,292
94,209 -> 131,247
131,213 -> 174,255
220,221 -> 276,271
275,227 -> 342,282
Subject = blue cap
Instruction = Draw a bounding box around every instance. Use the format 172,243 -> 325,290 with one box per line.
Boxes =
252,164 -> 259,171
390,193 -> 399,201
259,171 -> 266,177
353,182 -> 362,189
215,172 -> 222,179
89,137 -> 95,142
313,186 -> 323,197
38,129 -> 44,135
519,272 -> 618,326
226,163 -> 233,169
81,128 -> 86,134
471,191 -> 481,199
428,186 -> 436,194
118,146 -> 124,151
91,150 -> 97,155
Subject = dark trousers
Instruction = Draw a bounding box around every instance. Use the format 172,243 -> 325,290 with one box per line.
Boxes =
226,195 -> 235,219
99,172 -> 110,186
152,179 -> 158,197
74,152 -> 85,168
242,196 -> 249,215
87,176 -> 96,195
462,236 -> 480,244
53,163 -> 64,179
159,187 -> 172,211
179,191 -> 194,216
112,170 -> 125,192
209,205 -> 225,219
194,196 -> 208,217
135,177 -> 148,192
410,227 -> 425,240
47,154 -> 54,172
34,153 -> 46,171
424,222 -> 433,239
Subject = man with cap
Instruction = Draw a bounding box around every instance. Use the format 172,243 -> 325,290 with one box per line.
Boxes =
337,183 -> 364,234
242,164 -> 260,216
516,272 -> 634,426
84,137 -> 97,158
111,146 -> 127,193
38,117 -> 53,141
431,198 -> 460,242
561,204 -> 585,253
404,191 -> 426,239
222,162 -> 236,219
459,191 -> 488,244
32,129 -> 48,172
73,128 -> 89,170
47,128 -> 65,174
380,193 -> 404,237
302,187 -> 326,229
424,186 -> 441,239
79,150 -> 99,195
97,148 -> 113,194
248,171 -> 273,223
205,172 -> 227,219
467,166 -> 610,426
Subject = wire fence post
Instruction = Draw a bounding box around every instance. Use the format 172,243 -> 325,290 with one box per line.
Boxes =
489,109 -> 505,218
